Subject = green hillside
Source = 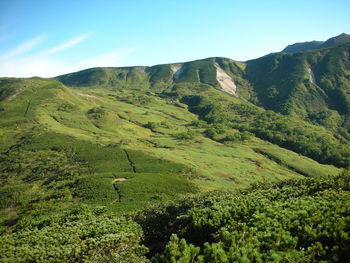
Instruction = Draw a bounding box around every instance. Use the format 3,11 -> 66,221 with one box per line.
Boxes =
246,42 -> 350,117
1,34 -> 350,262
245,42 -> 350,166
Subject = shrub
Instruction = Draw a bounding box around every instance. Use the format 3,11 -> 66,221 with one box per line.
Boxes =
144,121 -> 158,130
0,211 -> 148,263
174,130 -> 196,140
204,128 -> 217,139
87,107 -> 105,119
137,172 -> 350,262
224,131 -> 252,142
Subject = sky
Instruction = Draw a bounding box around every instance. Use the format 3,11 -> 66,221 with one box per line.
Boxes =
0,0 -> 349,78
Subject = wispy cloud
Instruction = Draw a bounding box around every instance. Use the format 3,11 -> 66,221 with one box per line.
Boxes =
37,33 -> 91,57
1,35 -> 45,59
0,33 -> 134,78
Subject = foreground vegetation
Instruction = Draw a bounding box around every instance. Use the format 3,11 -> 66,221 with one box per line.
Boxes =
1,171 -> 349,262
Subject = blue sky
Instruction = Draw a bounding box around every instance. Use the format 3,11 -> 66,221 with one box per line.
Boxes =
0,0 -> 349,77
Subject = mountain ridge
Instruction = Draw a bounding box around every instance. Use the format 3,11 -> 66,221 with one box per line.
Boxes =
51,39 -> 350,169
55,40 -> 350,125
53,33 -> 349,83
282,33 -> 350,53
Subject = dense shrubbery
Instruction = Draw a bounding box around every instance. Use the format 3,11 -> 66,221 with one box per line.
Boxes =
0,208 -> 148,263
223,131 -> 252,142
121,94 -> 152,105
1,167 -> 349,262
143,121 -> 158,130
0,149 -> 85,185
0,132 -> 195,233
136,171 -> 350,262
246,111 -> 350,167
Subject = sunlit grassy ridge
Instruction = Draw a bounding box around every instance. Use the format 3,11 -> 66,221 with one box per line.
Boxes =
1,54 -> 343,218
0,71 -> 340,231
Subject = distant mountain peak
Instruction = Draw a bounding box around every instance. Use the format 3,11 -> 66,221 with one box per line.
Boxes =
282,41 -> 323,53
321,33 -> 350,48
282,33 -> 350,53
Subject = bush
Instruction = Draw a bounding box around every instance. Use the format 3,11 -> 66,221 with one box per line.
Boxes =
87,107 -> 105,119
137,172 -> 350,262
191,120 -> 207,128
0,211 -> 148,263
224,131 -> 252,142
174,130 -> 197,140
204,128 -> 217,139
144,121 -> 158,130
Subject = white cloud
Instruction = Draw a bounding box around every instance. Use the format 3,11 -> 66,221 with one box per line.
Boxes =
37,33 -> 91,57
1,35 -> 45,59
0,33 -> 134,78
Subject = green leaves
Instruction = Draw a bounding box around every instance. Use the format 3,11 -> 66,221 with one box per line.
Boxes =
174,130 -> 197,140
1,169 -> 350,262
138,172 -> 350,262
154,234 -> 200,263
0,212 -> 147,263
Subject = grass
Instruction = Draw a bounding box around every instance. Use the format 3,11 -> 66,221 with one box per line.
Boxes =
74,172 -> 198,212
2,77 -> 340,189
133,137 -> 305,191
253,144 -> 340,177
0,67 -> 343,230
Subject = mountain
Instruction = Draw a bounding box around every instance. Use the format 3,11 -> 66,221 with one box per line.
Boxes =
55,43 -> 350,167
282,40 -> 324,53
246,41 -> 350,129
320,33 -> 350,48
1,34 -> 350,262
282,33 -> 350,53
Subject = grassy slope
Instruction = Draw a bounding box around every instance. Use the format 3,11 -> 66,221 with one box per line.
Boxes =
33,84 -> 306,188
0,58 -> 341,230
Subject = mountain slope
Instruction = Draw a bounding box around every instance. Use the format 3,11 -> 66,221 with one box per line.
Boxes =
56,58 -> 254,100
246,41 -> 350,121
3,74 -> 338,233
1,55 -> 344,231
282,40 -> 324,53
55,54 -> 350,167
321,33 -> 350,49
282,33 -> 350,53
